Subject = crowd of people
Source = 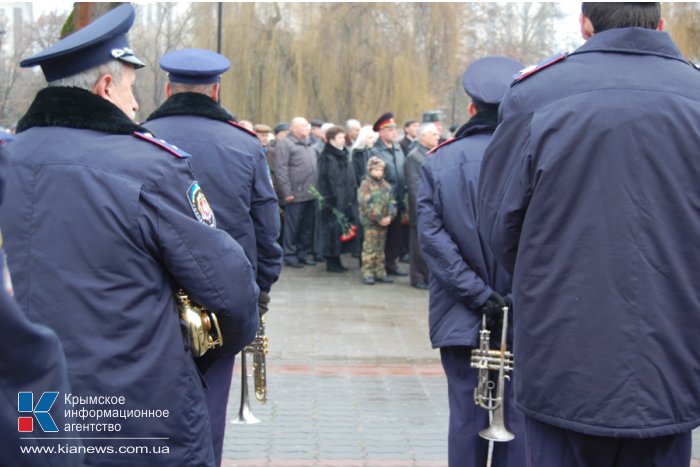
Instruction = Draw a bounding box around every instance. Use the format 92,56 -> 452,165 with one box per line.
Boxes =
244,111 -> 452,289
1,3 -> 699,467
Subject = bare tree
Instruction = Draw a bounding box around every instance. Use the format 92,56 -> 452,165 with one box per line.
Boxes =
130,3 -> 196,120
0,11 -> 67,128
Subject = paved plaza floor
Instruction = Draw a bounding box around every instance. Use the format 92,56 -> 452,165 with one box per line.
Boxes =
222,255 -> 700,467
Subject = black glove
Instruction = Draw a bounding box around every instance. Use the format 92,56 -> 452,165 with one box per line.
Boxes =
258,290 -> 270,316
478,292 -> 506,319
478,292 -> 507,340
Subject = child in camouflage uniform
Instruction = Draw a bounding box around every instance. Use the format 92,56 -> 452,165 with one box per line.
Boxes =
357,157 -> 397,285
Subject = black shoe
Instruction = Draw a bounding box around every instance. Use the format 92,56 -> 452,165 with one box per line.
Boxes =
285,259 -> 303,269
412,282 -> 429,290
376,276 -> 394,283
299,257 -> 317,266
386,267 -> 407,276
326,256 -> 347,273
314,255 -> 325,263
363,276 -> 375,285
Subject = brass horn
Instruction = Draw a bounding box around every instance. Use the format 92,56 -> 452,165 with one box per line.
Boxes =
470,305 -> 515,443
174,289 -> 223,358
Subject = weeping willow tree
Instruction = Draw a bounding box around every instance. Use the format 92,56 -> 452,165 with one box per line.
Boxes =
194,3 -> 448,125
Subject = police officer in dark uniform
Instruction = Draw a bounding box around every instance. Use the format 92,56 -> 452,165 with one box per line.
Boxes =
417,56 -> 525,467
0,135 -> 82,467
0,6 -> 259,467
144,48 -> 282,467
478,4 -> 700,466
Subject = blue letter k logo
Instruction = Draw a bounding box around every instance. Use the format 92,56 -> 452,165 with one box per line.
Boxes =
18,392 -> 59,432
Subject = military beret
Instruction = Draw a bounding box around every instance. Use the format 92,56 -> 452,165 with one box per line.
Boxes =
254,124 -> 272,133
274,123 -> 290,134
462,56 -> 524,104
372,112 -> 396,132
20,4 -> 144,82
160,48 -> 230,84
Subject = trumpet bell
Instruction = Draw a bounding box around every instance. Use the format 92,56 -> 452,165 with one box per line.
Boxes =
230,400 -> 260,425
479,424 -> 515,442
231,349 -> 261,425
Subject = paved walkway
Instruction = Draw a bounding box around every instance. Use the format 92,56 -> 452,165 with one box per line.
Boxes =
222,255 -> 700,467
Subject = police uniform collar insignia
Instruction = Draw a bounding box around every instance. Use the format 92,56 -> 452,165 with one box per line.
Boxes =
227,120 -> 259,139
187,181 -> 216,227
427,137 -> 456,156
133,131 -> 191,159
513,52 -> 567,84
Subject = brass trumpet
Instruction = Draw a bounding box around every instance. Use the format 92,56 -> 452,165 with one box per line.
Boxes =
470,305 -> 515,442
174,289 -> 223,358
232,315 -> 268,424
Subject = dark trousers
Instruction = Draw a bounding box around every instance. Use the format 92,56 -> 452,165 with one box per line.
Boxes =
525,416 -> 691,467
282,200 -> 315,262
384,217 -> 402,272
400,220 -> 410,257
203,354 -> 236,467
441,346 -> 527,467
409,225 -> 429,285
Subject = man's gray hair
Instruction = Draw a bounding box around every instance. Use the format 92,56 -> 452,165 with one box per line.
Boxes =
345,119 -> 361,131
48,60 -> 125,90
418,123 -> 438,140
170,82 -> 217,95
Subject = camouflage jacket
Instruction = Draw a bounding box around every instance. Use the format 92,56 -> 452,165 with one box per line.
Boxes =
357,175 -> 397,227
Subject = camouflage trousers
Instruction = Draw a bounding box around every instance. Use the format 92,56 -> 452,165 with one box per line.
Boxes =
361,225 -> 387,278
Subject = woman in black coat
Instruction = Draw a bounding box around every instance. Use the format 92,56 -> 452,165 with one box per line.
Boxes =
317,126 -> 358,272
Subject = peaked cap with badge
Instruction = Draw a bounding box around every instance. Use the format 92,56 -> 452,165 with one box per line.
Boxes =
372,112 -> 396,132
20,4 -> 144,82
160,48 -> 231,84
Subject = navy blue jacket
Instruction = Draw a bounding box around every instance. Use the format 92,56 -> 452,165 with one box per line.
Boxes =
0,87 -> 259,466
145,92 -> 282,293
418,115 -> 511,349
1,243 -> 83,467
478,28 -> 700,437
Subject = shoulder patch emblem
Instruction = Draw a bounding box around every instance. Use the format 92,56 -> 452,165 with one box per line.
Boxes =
187,181 -> 216,228
513,52 -> 567,84
133,131 -> 191,158
227,120 -> 258,139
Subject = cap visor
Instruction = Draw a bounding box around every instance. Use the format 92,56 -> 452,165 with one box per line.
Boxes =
119,54 -> 145,69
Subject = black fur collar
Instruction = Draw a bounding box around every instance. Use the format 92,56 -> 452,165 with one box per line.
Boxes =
16,86 -> 145,134
146,92 -> 234,123
454,107 -> 499,139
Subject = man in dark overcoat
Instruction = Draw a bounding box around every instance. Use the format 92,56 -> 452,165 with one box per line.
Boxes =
418,56 -> 525,467
144,48 -> 282,467
0,6 -> 259,466
478,3 -> 700,465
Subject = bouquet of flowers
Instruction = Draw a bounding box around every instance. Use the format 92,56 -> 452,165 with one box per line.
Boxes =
309,186 -> 357,242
